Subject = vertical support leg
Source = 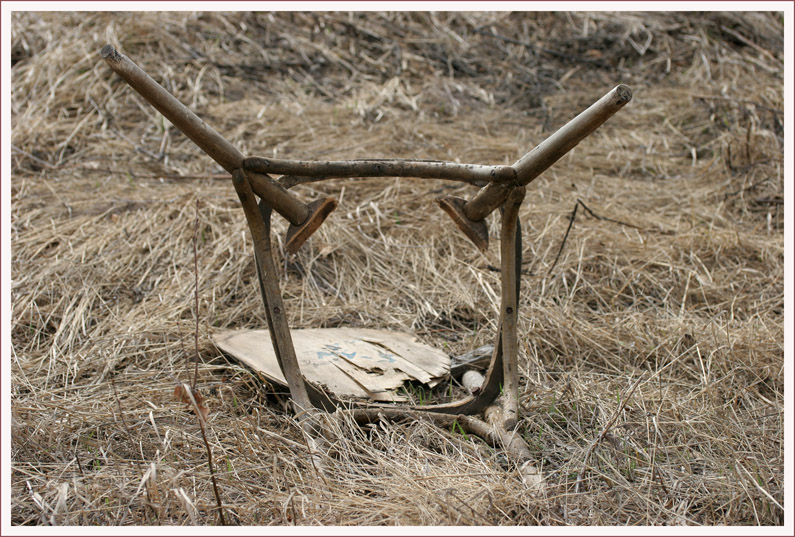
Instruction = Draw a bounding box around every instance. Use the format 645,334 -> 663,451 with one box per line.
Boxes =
499,186 -> 525,429
232,169 -> 313,415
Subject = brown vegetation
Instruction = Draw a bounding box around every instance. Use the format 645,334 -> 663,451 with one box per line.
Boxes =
10,11 -> 784,525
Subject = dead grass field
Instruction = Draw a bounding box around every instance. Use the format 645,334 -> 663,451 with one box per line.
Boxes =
9,11 -> 784,526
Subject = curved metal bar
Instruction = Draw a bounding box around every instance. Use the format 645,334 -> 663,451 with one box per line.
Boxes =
231,169 -> 314,414
100,45 -> 312,227
462,84 -> 632,222
254,199 -> 338,412
278,174 -> 488,189
244,157 -> 515,184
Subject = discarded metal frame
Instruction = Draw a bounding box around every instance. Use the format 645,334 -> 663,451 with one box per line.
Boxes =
101,45 -> 631,439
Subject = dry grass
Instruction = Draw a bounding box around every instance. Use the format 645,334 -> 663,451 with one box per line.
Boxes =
9,11 -> 784,526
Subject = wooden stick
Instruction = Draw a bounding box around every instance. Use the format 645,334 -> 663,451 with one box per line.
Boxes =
482,404 -> 544,490
452,370 -> 532,461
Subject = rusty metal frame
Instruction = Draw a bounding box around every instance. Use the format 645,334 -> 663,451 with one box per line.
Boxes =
100,44 -> 631,426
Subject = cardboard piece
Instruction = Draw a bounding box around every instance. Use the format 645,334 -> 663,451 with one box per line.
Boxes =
212,328 -> 451,402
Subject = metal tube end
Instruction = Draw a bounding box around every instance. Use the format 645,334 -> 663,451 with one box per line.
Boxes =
100,44 -> 118,60
614,84 -> 632,105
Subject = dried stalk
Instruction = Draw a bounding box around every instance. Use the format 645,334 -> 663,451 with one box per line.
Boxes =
179,382 -> 227,525
547,198 -> 641,276
191,199 -> 200,391
575,373 -> 645,494
188,201 -> 226,524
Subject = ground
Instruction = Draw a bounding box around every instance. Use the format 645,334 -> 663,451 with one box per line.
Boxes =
9,11 -> 785,526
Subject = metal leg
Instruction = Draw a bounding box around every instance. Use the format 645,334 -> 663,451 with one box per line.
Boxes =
232,169 -> 313,415
499,186 -> 526,429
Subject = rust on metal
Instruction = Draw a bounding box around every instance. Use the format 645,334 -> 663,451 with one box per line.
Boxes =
435,196 -> 490,252
285,196 -> 339,255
